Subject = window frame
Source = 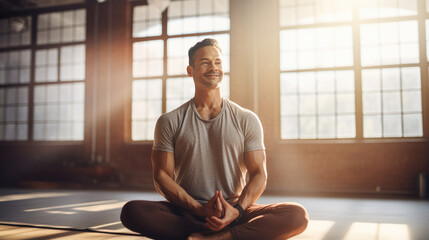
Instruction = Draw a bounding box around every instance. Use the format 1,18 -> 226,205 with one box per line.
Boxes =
278,0 -> 429,141
0,3 -> 88,143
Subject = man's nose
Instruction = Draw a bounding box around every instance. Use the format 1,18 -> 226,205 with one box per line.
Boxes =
208,62 -> 218,70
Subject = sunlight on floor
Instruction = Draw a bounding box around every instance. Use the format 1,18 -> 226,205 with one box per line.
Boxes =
73,201 -> 127,212
0,224 -> 146,240
25,200 -> 117,212
293,220 -> 335,240
90,221 -> 122,229
293,220 -> 411,240
0,193 -> 71,202
46,210 -> 77,215
343,222 -> 410,240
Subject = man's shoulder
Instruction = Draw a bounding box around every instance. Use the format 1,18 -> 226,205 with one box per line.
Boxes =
158,99 -> 193,122
225,98 -> 260,121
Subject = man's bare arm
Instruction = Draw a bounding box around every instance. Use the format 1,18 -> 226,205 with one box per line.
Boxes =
236,149 -> 267,209
151,150 -> 222,217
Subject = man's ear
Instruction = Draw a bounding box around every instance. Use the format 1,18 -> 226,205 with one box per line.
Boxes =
187,65 -> 193,77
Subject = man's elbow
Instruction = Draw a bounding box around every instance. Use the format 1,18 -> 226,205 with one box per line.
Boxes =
152,173 -> 165,193
153,177 -> 167,197
261,174 -> 268,190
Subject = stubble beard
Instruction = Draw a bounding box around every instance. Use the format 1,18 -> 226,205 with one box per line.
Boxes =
200,75 -> 223,89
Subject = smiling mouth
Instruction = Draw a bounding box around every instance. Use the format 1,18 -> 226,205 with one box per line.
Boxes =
204,73 -> 220,77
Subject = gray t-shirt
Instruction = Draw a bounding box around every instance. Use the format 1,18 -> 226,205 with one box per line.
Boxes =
153,98 -> 265,204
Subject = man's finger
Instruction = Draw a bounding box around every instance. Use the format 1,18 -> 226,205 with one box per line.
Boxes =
207,192 -> 220,208
206,217 -> 220,226
218,191 -> 229,205
206,218 -> 222,231
216,197 -> 222,210
208,191 -> 218,204
209,216 -> 224,225
205,221 -> 216,231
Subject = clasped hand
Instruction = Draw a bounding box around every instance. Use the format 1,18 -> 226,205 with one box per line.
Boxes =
198,190 -> 239,231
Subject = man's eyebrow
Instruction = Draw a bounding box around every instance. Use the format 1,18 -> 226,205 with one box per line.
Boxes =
198,58 -> 222,61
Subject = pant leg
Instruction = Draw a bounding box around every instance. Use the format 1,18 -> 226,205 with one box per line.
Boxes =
229,202 -> 309,240
120,200 -> 207,240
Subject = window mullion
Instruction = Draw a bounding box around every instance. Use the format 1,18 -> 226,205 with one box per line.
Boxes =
28,14 -> 38,141
352,0 -> 364,139
418,0 -> 429,138
162,9 -> 168,114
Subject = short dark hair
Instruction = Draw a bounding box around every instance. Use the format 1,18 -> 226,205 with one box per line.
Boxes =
188,38 -> 222,66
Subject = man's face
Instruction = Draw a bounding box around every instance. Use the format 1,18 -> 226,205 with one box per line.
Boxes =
187,46 -> 224,90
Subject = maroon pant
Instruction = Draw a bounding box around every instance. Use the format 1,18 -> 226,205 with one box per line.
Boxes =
120,200 -> 309,240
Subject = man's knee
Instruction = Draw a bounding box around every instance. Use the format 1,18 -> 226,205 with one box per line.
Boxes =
275,203 -> 309,232
120,200 -> 140,228
286,203 -> 309,232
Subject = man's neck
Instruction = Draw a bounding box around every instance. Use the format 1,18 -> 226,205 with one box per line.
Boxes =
194,88 -> 223,120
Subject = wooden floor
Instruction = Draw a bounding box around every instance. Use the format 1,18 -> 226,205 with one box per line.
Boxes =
0,224 -> 147,240
0,188 -> 428,240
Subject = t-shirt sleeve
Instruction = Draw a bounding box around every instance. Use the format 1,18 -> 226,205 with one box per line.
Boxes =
243,111 -> 265,152
152,114 -> 175,152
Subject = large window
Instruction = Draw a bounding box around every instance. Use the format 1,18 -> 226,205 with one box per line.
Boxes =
279,0 -> 424,139
34,9 -> 86,141
0,17 -> 32,141
131,0 -> 230,141
0,9 -> 86,141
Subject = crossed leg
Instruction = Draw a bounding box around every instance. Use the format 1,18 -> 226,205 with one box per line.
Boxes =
120,201 -> 308,240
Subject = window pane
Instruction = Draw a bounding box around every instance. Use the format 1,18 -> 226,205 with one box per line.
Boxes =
279,0 -> 353,27
132,79 -> 162,141
337,115 -> 356,138
364,115 -> 382,138
361,21 -> 419,67
133,5 -> 162,37
318,116 -> 335,138
382,92 -> 401,114
166,77 -> 194,112
300,116 -> 317,139
282,95 -> 298,115
280,26 -> 353,70
37,9 -> 86,45
383,114 -> 402,137
402,91 -> 421,112
0,50 -> 32,85
360,0 -> 417,19
0,16 -> 32,48
282,116 -> 298,139
133,40 -> 163,77
167,36 -> 198,75
33,83 -> 85,141
0,87 -> 28,140
281,70 -> 355,139
403,113 -> 423,137
363,92 -> 382,114
36,48 -> 58,82
362,67 -> 422,138
337,93 -> 355,114
60,45 -> 86,81
167,0 -> 230,35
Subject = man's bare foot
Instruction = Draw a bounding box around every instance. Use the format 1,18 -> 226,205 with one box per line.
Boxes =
187,231 -> 232,240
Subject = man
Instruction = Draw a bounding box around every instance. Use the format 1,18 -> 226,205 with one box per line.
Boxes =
121,38 -> 308,240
